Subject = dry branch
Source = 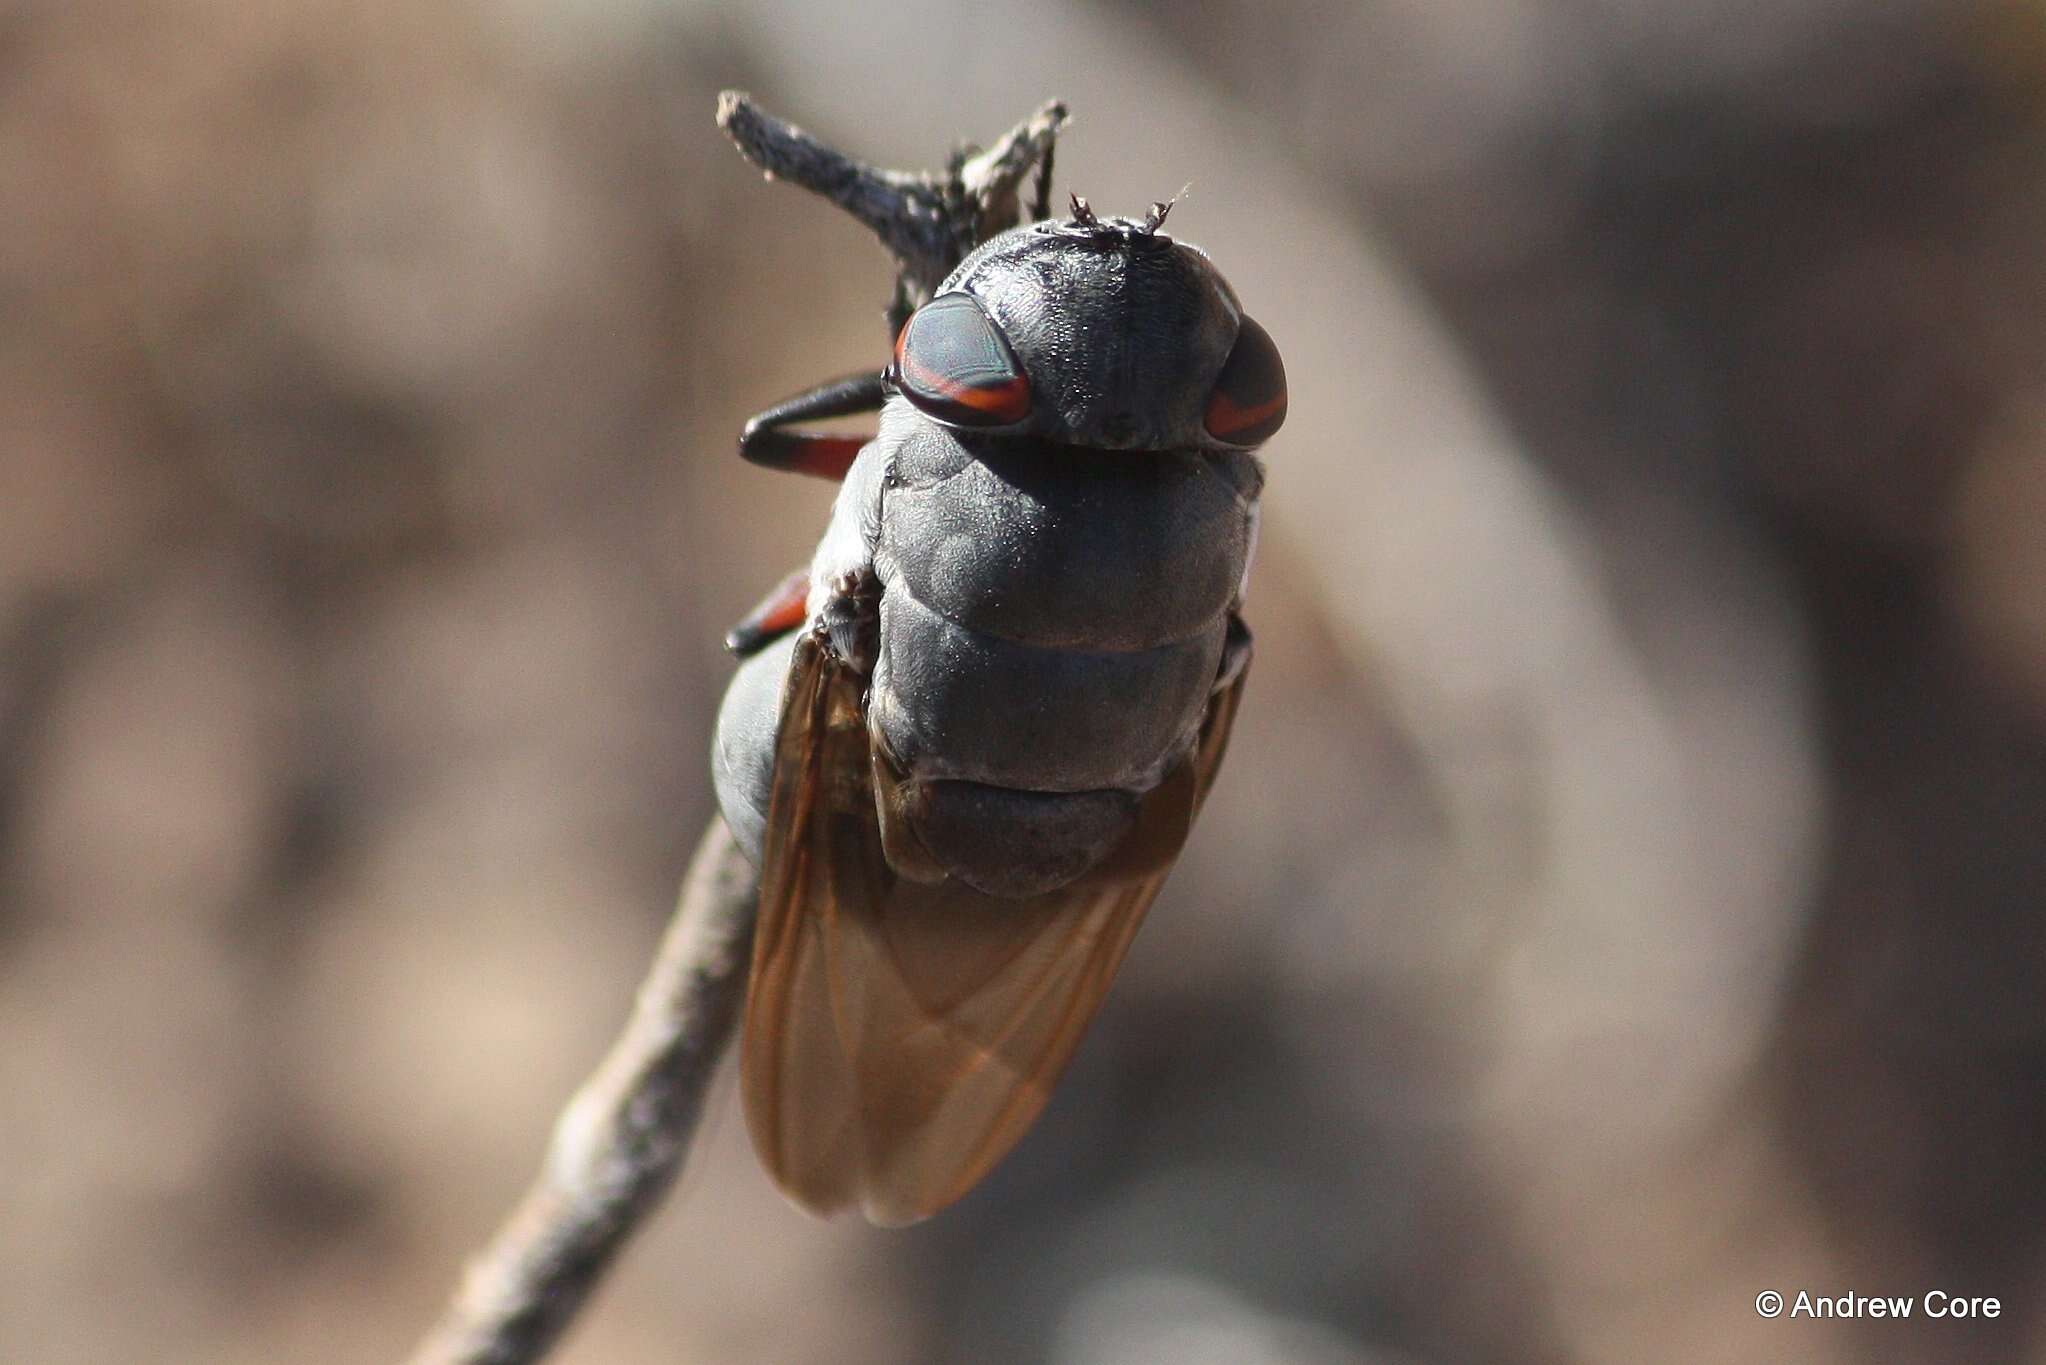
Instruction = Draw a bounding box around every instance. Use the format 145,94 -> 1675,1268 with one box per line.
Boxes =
406,820 -> 758,1365
716,89 -> 1067,324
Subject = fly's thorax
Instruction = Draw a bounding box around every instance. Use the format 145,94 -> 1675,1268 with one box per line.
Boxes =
803,425 -> 892,622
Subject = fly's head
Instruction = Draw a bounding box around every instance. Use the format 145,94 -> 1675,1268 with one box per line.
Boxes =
886,202 -> 1286,453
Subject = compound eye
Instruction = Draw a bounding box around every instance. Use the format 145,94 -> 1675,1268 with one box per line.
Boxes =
891,293 -> 1032,426
1203,314 -> 1287,446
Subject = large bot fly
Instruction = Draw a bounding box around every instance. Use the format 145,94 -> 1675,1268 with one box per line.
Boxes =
712,100 -> 1286,1224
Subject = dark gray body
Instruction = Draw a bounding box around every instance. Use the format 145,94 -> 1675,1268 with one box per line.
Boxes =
715,219 -> 1266,895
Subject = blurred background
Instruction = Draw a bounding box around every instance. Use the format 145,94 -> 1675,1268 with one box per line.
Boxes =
4,0 -> 2045,1361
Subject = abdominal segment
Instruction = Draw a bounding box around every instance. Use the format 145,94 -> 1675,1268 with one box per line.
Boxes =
897,780 -> 1142,897
869,591 -> 1224,791
865,598 -> 1221,895
865,427 -> 1257,895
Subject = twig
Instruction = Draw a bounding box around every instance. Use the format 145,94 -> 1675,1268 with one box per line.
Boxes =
409,94 -> 1069,1364
407,820 -> 759,1365
716,89 -> 1067,318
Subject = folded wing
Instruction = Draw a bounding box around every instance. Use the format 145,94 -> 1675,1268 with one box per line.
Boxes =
741,626 -> 1247,1225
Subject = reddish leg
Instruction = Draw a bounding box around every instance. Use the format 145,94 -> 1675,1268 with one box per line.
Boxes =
725,568 -> 813,657
739,371 -> 886,480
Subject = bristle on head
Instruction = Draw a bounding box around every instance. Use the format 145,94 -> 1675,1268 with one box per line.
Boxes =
1142,184 -> 1191,235
1059,188 -> 1187,242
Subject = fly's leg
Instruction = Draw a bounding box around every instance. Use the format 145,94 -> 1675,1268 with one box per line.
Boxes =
820,568 -> 882,676
739,371 -> 887,479
725,568 -> 812,657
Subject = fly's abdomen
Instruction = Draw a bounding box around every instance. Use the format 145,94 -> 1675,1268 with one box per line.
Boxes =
869,590 -> 1225,791
865,429 -> 1258,893
867,595 -> 1223,895
878,424 -> 1259,649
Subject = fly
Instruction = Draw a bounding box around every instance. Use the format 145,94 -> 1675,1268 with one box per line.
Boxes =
711,109 -> 1286,1225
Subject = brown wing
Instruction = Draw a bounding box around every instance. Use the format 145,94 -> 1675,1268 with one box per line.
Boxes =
740,623 -> 1249,1225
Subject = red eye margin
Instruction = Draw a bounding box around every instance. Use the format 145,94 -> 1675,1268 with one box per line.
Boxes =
1203,314 -> 1286,446
890,292 -> 1032,427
